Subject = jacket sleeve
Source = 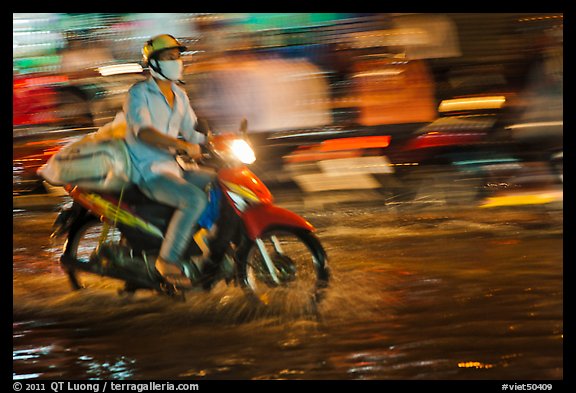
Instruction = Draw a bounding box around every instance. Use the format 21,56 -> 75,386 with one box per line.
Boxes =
123,83 -> 153,137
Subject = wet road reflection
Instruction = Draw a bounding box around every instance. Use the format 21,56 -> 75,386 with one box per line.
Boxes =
13,203 -> 562,380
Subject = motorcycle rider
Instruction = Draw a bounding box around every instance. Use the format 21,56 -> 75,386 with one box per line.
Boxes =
123,34 -> 213,289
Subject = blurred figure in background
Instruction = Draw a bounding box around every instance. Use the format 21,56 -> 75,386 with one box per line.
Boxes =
59,31 -> 115,80
186,18 -> 333,134
190,55 -> 332,133
505,25 -> 563,190
56,32 -> 117,127
510,27 -> 562,150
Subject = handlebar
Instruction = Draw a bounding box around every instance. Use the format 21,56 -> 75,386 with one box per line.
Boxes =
175,132 -> 254,170
175,148 -> 211,161
175,145 -> 218,172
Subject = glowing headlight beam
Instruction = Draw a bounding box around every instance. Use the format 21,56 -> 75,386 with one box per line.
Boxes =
230,140 -> 256,164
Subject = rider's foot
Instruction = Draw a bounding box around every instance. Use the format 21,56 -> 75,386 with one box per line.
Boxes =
155,257 -> 194,289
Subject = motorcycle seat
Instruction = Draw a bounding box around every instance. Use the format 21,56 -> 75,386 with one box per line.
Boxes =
98,185 -> 165,209
97,185 -> 176,229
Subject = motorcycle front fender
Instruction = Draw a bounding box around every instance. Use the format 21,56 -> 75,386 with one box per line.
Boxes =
241,204 -> 315,240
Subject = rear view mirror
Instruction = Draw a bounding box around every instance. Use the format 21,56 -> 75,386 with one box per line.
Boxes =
197,118 -> 211,135
239,118 -> 248,136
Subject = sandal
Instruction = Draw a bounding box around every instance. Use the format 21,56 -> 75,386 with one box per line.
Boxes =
155,258 -> 193,289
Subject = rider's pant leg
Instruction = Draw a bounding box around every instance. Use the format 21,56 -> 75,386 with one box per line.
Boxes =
140,174 -> 208,264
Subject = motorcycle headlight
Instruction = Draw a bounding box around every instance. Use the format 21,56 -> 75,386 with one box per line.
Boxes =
230,139 -> 256,164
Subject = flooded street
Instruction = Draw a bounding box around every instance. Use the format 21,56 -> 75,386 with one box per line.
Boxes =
13,199 -> 563,380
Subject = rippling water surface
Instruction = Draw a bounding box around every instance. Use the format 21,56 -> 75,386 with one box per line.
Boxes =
13,207 -> 563,380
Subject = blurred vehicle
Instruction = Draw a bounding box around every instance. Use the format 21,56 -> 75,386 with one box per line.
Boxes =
272,60 -> 562,207
387,59 -> 563,206
13,74 -> 62,127
13,65 -> 145,131
282,134 -> 395,193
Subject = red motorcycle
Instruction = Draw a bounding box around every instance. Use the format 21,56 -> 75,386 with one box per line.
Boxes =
49,121 -> 330,306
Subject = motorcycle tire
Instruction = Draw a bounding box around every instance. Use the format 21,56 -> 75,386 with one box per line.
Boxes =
238,227 -> 329,313
63,217 -> 124,291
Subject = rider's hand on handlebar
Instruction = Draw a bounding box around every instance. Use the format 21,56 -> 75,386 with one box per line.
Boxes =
175,141 -> 202,160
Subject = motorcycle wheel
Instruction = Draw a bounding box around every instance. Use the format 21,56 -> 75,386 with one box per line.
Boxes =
63,218 -> 123,290
238,228 -> 329,312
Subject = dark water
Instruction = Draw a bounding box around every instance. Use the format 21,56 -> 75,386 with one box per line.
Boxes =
13,205 -> 563,380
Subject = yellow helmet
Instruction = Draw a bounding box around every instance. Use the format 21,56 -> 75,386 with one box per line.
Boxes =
142,34 -> 187,64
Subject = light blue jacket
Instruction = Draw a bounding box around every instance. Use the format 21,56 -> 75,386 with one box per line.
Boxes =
123,77 -> 205,183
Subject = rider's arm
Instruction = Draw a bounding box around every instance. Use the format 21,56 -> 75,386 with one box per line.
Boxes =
138,126 -> 201,158
124,82 -> 201,159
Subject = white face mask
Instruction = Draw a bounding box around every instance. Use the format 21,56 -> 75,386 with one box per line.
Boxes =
150,59 -> 183,81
